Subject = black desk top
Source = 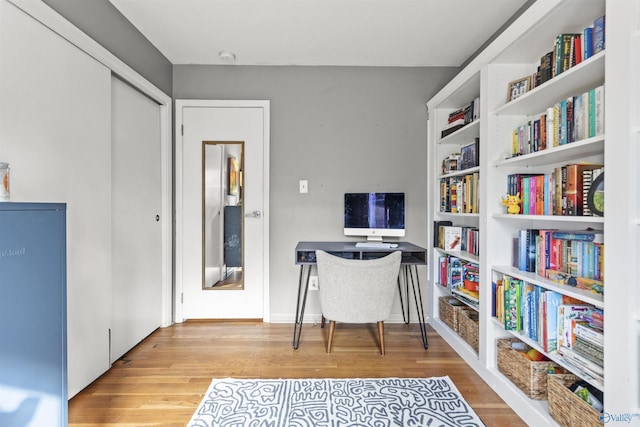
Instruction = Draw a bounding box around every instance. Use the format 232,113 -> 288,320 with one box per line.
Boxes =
295,241 -> 427,265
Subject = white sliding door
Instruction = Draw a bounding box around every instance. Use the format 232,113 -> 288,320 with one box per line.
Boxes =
0,0 -> 112,397
110,76 -> 163,363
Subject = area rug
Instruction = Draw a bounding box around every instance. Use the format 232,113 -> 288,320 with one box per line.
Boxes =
187,376 -> 485,426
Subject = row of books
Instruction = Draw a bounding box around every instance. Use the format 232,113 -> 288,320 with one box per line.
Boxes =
559,305 -> 604,384
434,221 -> 480,255
493,275 -> 604,383
440,97 -> 480,138
438,255 -> 480,306
531,15 -> 605,88
514,228 -> 604,294
507,164 -> 603,216
439,173 -> 479,214
509,85 -> 604,157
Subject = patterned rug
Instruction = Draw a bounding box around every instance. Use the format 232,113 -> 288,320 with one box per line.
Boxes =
187,376 -> 485,426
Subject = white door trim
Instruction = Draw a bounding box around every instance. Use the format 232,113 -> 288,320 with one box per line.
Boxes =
9,0 -> 174,327
174,100 -> 270,323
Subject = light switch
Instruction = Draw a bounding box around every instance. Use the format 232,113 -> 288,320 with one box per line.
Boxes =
299,180 -> 308,194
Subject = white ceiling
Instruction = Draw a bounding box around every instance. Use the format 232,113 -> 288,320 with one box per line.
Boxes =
108,0 -> 529,67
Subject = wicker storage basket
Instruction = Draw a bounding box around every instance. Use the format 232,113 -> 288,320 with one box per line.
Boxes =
496,338 -> 559,400
458,308 -> 479,353
548,374 -> 603,427
438,296 -> 466,332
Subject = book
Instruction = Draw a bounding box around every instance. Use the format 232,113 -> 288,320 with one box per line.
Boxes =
546,107 -> 555,147
565,96 -> 574,144
583,26 -> 593,60
593,15 -> 605,54
559,345 -> 604,379
588,88 -> 596,137
503,277 -> 521,331
573,92 -> 588,142
551,229 -> 603,243
539,51 -> 553,84
557,304 -> 592,348
433,220 -> 453,247
594,85 -> 605,135
443,226 -> 462,251
573,336 -> 604,365
543,291 -> 564,352
517,228 -> 539,272
448,257 -> 463,289
545,269 -> 604,294
573,322 -> 604,347
565,164 -> 604,216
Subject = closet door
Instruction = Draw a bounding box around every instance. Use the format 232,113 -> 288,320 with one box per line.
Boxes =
110,76 -> 163,363
0,0 -> 112,397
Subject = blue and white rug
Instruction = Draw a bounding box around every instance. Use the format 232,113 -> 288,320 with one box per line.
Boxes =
187,377 -> 485,426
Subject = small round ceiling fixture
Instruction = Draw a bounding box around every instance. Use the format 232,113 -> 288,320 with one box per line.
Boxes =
219,50 -> 236,63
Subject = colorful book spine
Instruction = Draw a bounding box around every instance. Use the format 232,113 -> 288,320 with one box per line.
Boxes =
593,16 -> 605,53
583,26 -> 594,60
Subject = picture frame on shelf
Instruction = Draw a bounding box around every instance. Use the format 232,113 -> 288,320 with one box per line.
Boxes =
507,76 -> 531,102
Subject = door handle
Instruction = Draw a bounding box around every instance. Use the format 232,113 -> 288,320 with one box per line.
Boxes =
245,210 -> 261,218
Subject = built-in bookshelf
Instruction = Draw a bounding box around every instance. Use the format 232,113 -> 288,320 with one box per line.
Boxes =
427,0 -> 639,425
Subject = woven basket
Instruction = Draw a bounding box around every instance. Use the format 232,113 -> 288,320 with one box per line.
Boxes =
458,308 -> 479,353
496,338 -> 559,400
548,374 -> 603,427
438,296 -> 466,332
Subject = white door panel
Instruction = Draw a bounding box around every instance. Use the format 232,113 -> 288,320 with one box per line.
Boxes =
111,76 -> 163,363
176,101 -> 269,320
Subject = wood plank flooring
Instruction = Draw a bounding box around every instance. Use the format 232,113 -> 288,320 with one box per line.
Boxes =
68,321 -> 527,426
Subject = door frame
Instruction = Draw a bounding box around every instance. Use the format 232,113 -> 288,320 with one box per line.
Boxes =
174,99 -> 271,323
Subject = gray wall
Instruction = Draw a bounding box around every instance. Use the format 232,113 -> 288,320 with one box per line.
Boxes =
174,65 -> 458,321
42,0 -> 172,95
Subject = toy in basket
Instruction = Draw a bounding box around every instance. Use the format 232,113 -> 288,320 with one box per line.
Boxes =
497,338 -> 560,400
548,374 -> 603,427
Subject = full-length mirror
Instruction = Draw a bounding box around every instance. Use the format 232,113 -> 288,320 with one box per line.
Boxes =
203,141 -> 244,290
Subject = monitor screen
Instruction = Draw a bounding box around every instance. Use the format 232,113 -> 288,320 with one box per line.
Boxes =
344,192 -> 405,241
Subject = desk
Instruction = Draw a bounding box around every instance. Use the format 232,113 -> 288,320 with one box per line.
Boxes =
293,241 -> 428,350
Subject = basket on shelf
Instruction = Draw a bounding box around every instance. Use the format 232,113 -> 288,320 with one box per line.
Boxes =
496,338 -> 559,400
458,308 -> 479,353
548,374 -> 603,427
438,296 -> 466,332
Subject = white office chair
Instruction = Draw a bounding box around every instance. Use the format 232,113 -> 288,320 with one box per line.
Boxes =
315,250 -> 402,355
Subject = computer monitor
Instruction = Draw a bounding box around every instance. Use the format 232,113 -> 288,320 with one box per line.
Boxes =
343,192 -> 405,241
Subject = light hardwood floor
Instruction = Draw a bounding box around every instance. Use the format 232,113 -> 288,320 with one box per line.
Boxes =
68,321 -> 527,426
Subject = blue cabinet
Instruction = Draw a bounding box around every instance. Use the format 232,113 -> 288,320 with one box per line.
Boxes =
0,203 -> 67,427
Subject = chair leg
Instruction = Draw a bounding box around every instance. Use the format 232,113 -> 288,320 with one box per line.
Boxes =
327,321 -> 336,353
377,321 -> 385,355
321,315 -> 326,328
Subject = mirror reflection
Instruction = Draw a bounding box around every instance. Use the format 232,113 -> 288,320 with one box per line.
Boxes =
203,141 -> 244,290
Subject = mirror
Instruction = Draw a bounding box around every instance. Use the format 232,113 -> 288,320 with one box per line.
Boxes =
202,141 -> 244,290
